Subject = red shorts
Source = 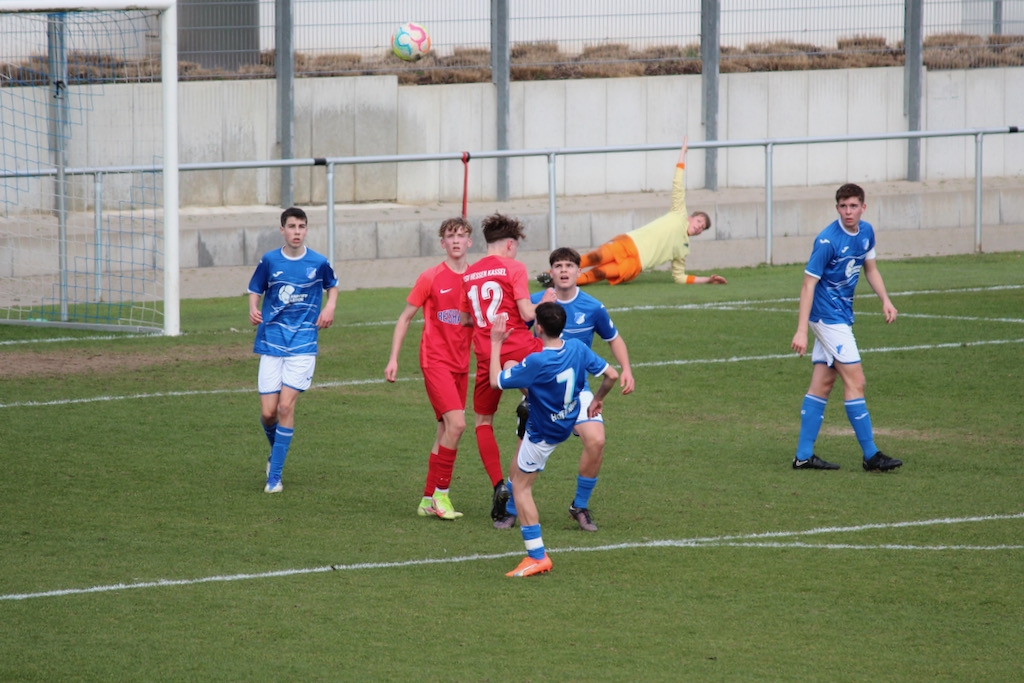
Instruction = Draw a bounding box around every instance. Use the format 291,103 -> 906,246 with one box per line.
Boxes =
422,364 -> 469,421
472,336 -> 543,416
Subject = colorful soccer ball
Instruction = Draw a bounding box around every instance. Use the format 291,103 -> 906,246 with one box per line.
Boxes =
391,22 -> 431,61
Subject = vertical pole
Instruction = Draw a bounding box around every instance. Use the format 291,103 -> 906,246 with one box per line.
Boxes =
276,0 -> 294,208
491,0 -> 510,201
975,133 -> 984,253
765,143 -> 774,265
701,0 -> 720,191
547,153 -> 557,251
162,3 -> 181,335
326,162 -> 336,265
904,0 -> 923,181
94,172 -> 103,301
48,13 -> 69,321
993,0 -> 1003,35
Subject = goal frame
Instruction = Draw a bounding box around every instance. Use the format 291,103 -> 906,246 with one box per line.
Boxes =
1,0 -> 180,335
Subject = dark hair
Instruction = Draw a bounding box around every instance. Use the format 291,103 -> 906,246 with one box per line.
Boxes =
481,213 -> 526,244
439,216 -> 473,238
281,206 -> 307,226
835,183 -> 866,204
549,247 -> 581,267
691,210 -> 712,231
535,301 -> 566,338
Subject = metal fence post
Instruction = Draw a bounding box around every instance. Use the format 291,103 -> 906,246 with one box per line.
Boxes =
491,0 -> 510,202
276,0 -> 294,208
904,0 -> 923,182
701,0 -> 720,191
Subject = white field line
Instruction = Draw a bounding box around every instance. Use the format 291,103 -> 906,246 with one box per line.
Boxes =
2,512 -> 1020,602
3,337 -> 1024,409
2,284 -> 1022,347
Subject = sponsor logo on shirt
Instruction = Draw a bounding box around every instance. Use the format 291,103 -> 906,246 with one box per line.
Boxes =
550,398 -> 579,422
277,284 -> 308,305
437,309 -> 461,325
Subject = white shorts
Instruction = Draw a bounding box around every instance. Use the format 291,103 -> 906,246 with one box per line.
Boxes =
809,320 -> 861,367
258,354 -> 317,394
575,389 -> 604,426
515,436 -> 559,474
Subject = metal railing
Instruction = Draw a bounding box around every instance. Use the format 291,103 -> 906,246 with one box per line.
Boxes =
4,126 -> 1019,268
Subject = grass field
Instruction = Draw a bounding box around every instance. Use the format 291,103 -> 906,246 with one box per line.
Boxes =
1,252 -> 1022,681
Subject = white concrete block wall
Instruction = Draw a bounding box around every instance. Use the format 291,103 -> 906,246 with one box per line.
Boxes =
4,68 -> 1022,215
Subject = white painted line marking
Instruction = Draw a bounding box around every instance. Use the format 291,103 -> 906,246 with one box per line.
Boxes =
3,512 -> 1020,602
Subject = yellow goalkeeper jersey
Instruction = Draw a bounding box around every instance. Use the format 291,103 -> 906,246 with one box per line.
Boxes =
627,165 -> 691,283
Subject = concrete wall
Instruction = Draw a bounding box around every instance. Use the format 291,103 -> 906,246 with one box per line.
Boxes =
7,66 -> 1022,214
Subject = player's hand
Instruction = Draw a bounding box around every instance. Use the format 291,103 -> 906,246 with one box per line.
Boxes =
384,361 -> 398,383
791,331 -> 807,356
883,302 -> 898,323
540,288 -> 557,303
619,369 -> 635,395
708,274 -> 727,284
249,310 -> 262,326
316,311 -> 334,329
587,398 -> 604,419
490,313 -> 511,344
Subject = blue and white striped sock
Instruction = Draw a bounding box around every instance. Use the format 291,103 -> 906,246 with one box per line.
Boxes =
267,426 -> 294,483
845,398 -> 878,458
520,523 -> 545,560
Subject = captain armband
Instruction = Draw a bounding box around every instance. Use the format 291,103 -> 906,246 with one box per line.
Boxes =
685,275 -> 696,284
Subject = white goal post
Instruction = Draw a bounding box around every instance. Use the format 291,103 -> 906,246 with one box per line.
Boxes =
0,0 -> 179,335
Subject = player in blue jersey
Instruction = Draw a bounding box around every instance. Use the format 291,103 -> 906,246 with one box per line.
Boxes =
494,247 -> 634,531
248,207 -> 339,493
790,184 -> 902,472
489,302 -> 619,577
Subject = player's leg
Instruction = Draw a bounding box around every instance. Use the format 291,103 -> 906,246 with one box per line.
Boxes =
792,362 -> 837,469
506,440 -> 555,577
421,369 -> 468,518
571,420 -> 604,532
833,360 -> 902,472
265,355 -> 315,492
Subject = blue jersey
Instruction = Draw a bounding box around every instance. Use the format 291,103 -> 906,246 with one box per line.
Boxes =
497,339 -> 610,444
805,220 -> 877,326
530,288 -> 619,348
248,247 -> 338,356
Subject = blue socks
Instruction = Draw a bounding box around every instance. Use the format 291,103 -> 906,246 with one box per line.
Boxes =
262,420 -> 277,449
795,394 -> 828,460
521,523 -> 545,560
845,398 -> 878,458
573,476 -> 598,509
267,426 -> 294,483
505,478 -> 518,517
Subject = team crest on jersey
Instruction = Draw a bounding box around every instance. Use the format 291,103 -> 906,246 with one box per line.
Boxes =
306,267 -> 318,280
574,312 -> 586,325
861,238 -> 870,251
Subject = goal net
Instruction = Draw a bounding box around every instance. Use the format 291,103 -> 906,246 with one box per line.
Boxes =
0,1 -> 179,335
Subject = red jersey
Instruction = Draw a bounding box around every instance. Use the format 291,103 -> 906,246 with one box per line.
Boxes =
408,262 -> 472,373
460,254 -> 535,359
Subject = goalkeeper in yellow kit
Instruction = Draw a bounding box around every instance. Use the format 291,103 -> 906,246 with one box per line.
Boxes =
576,137 -> 727,287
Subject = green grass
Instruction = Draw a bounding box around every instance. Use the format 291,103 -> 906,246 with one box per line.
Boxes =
2,252 -> 1023,681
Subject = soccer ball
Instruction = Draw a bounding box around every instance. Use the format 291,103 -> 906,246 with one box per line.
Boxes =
391,22 -> 431,61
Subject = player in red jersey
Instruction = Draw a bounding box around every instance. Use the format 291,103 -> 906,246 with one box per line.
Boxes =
460,213 -> 555,521
385,217 -> 475,519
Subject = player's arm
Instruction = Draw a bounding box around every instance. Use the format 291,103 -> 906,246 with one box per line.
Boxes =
587,363 -> 619,419
862,258 -> 898,324
790,273 -> 819,356
316,286 -> 338,329
384,302 -> 420,382
248,292 -> 263,325
607,336 -> 635,395
515,289 -> 557,324
672,258 -> 727,285
489,314 -> 512,389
